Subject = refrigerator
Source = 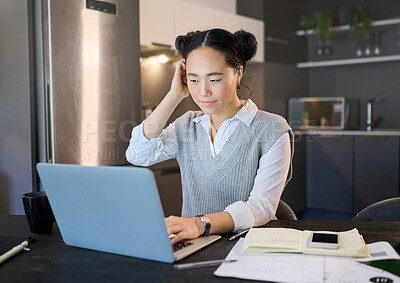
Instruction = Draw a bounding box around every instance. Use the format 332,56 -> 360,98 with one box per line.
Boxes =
40,0 -> 141,166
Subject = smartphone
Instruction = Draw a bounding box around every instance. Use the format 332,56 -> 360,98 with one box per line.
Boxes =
309,232 -> 340,249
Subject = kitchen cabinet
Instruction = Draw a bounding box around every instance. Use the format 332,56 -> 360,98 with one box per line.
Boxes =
353,136 -> 399,214
281,134 -> 307,213
149,159 -> 182,217
230,13 -> 265,63
139,0 -> 175,47
307,135 -> 353,213
174,1 -> 229,36
140,0 -> 265,62
175,1 -> 264,62
297,131 -> 400,219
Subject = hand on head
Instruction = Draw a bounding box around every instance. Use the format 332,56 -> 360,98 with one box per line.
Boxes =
170,61 -> 190,99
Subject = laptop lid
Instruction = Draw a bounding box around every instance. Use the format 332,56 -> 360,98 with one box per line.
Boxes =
36,163 -> 175,263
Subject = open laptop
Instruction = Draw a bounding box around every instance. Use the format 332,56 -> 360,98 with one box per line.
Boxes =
36,163 -> 221,263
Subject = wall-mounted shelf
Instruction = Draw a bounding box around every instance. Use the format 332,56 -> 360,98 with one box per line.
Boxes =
297,54 -> 400,68
296,17 -> 400,36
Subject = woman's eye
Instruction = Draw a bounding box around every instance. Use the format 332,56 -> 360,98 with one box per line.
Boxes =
210,79 -> 221,83
189,79 -> 198,83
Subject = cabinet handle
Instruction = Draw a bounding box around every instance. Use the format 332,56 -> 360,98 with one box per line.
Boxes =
45,84 -> 54,163
151,42 -> 172,48
266,36 -> 289,45
160,167 -> 180,176
362,135 -> 388,139
320,134 -> 343,138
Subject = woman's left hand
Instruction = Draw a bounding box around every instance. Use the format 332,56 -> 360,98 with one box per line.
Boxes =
165,215 -> 204,245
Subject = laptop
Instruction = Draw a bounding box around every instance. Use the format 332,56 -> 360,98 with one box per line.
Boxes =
36,163 -> 221,263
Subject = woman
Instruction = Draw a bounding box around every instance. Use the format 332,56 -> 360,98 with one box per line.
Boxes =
126,28 -> 293,245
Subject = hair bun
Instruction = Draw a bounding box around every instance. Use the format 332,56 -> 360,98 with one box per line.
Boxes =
175,31 -> 201,58
234,30 -> 258,62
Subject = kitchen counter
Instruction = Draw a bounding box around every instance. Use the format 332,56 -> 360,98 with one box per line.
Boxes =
293,129 -> 400,136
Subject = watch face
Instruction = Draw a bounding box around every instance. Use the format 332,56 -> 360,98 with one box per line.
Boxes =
202,216 -> 211,224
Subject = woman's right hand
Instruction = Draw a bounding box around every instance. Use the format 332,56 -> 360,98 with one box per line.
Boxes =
170,61 -> 190,100
142,62 -> 190,139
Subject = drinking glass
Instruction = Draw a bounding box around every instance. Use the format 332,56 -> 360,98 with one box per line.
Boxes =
373,29 -> 382,56
397,26 -> 400,48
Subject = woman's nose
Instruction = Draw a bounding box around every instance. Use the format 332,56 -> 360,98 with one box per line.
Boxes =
199,82 -> 211,97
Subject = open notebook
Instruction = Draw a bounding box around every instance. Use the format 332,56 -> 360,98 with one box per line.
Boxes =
36,163 -> 220,263
243,227 -> 370,258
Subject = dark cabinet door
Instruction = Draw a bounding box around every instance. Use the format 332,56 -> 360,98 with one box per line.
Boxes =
282,134 -> 307,213
149,159 -> 182,217
307,135 -> 353,213
354,136 -> 399,214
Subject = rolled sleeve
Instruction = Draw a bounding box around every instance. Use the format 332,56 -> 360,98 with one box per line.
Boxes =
224,201 -> 255,232
125,121 -> 178,166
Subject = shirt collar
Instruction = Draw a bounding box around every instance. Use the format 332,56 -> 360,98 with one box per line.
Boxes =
192,99 -> 258,127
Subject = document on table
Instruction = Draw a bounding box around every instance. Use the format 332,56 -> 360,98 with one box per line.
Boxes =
338,260 -> 400,282
214,239 -> 400,283
356,241 -> 400,262
324,256 -> 353,282
214,238 -> 324,283
317,241 -> 400,282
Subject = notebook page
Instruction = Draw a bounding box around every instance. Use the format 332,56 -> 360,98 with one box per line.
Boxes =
243,228 -> 303,252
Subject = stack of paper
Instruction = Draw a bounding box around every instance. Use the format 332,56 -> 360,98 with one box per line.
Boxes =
214,239 -> 400,283
215,238 -> 325,283
243,228 -> 370,258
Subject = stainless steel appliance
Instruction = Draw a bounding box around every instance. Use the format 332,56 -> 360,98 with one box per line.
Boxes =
288,97 -> 358,130
41,0 -> 141,165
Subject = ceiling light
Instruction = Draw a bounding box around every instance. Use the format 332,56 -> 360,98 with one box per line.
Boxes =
156,55 -> 168,63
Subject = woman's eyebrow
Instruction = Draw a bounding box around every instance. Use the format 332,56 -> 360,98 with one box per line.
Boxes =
187,72 -> 223,76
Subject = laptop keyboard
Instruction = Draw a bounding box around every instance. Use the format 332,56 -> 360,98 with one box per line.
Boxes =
172,241 -> 193,252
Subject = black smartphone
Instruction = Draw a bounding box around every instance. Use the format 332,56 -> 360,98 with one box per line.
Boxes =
309,232 -> 340,249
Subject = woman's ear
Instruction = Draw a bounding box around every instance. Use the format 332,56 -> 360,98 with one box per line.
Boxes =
236,66 -> 244,85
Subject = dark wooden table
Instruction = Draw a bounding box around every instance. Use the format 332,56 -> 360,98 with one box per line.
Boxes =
0,215 -> 399,283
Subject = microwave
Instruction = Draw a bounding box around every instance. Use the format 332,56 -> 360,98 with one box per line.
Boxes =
288,97 -> 358,130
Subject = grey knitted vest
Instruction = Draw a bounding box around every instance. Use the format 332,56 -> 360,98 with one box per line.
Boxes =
174,110 -> 293,218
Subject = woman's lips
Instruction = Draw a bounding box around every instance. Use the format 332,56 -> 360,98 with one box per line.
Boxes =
201,101 -> 216,106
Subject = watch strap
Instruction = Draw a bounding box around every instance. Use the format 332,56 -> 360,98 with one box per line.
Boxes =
195,214 -> 211,236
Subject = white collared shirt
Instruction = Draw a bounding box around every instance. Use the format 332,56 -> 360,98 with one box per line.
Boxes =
126,99 -> 291,231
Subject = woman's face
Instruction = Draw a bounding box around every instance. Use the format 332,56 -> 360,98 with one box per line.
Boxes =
185,47 -> 242,118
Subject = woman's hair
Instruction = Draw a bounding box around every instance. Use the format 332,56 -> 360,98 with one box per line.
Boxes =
175,28 -> 258,72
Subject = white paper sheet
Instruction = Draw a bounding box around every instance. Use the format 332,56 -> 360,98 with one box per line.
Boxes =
324,241 -> 400,282
214,239 -> 400,283
324,256 -> 353,283
336,241 -> 400,282
214,238 -> 324,283
356,241 -> 400,262
324,241 -> 400,283
339,260 -> 400,283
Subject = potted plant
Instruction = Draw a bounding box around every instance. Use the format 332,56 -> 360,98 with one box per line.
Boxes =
299,9 -> 333,56
299,14 -> 316,35
314,9 -> 333,40
346,4 -> 372,56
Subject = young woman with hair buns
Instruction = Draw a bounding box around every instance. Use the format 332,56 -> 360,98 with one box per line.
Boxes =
126,28 -> 293,245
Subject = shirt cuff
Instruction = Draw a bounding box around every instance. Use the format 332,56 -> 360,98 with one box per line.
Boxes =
134,122 -> 165,150
224,201 -> 255,232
